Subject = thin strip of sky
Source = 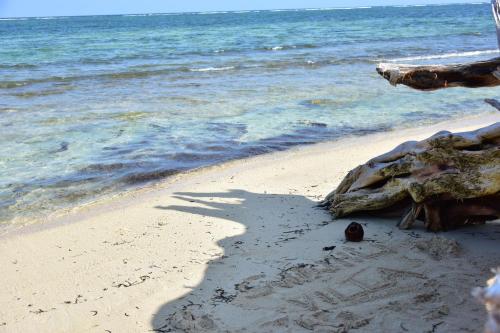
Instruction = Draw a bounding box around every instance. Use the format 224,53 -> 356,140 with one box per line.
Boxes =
0,0 -> 489,18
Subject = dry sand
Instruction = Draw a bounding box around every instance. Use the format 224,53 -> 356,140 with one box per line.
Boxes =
1,113 -> 499,333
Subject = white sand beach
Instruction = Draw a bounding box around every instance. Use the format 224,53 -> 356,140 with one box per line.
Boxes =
1,113 -> 499,332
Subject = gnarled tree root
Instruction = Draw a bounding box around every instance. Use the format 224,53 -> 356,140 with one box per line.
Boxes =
321,123 -> 500,231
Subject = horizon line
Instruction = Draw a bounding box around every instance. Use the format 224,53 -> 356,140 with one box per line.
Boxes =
0,1 -> 490,20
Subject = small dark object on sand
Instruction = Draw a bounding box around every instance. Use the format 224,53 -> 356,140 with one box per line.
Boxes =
323,246 -> 336,251
345,222 -> 364,242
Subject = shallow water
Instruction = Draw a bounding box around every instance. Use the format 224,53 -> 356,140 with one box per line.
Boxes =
1,3 -> 499,223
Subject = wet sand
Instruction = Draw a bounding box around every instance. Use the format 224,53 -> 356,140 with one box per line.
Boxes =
0,112 -> 499,332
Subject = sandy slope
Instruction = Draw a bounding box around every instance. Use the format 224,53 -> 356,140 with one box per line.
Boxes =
0,113 -> 499,333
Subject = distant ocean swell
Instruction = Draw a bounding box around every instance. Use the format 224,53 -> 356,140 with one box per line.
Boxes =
387,49 -> 499,62
1,33 -> 495,73
0,58 -> 377,90
3,49 -> 499,92
0,43 -> 326,71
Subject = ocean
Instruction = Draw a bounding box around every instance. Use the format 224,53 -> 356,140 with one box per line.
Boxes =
0,3 -> 499,224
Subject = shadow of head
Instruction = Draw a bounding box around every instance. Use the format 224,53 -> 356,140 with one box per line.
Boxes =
155,189 -> 320,224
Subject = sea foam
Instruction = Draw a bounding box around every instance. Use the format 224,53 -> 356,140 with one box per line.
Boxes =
387,49 -> 499,62
189,66 -> 235,72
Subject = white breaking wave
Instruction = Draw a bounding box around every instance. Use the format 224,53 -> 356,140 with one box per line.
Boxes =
189,66 -> 235,72
329,6 -> 371,10
198,11 -> 229,15
395,2 -> 486,7
35,16 -> 64,20
266,3 -> 485,13
387,50 -> 499,62
0,108 -> 19,113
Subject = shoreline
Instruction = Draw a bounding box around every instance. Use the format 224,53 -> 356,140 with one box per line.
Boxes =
3,110 -> 499,238
0,112 -> 499,332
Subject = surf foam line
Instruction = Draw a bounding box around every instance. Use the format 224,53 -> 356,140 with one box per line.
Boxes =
386,49 -> 499,62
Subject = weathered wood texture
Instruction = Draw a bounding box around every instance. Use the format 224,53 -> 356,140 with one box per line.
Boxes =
322,123 -> 500,231
376,58 -> 500,91
486,98 -> 500,111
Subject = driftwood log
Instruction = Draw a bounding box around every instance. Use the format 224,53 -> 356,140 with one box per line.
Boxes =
321,123 -> 500,231
376,58 -> 500,91
376,1 -> 500,91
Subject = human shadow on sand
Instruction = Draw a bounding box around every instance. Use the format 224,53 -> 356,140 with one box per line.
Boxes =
150,189 -> 500,332
151,189 -> 331,332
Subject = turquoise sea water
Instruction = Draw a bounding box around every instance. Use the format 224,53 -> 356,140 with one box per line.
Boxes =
1,3 -> 499,224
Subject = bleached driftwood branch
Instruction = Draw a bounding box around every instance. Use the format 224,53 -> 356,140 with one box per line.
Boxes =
376,58 -> 500,90
321,123 -> 500,231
